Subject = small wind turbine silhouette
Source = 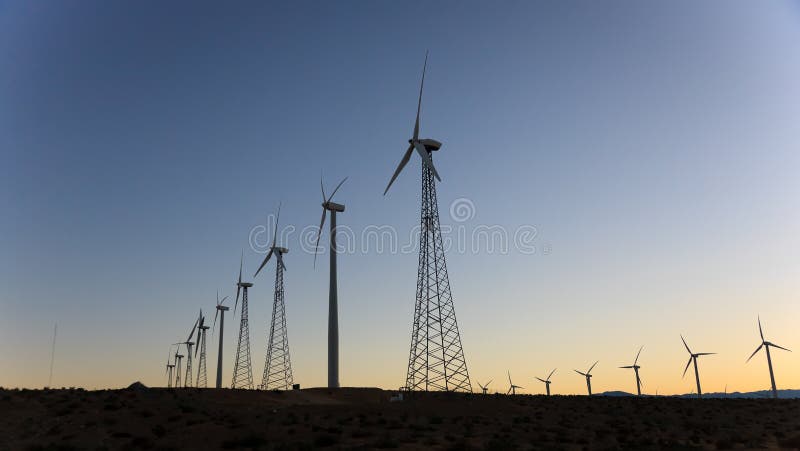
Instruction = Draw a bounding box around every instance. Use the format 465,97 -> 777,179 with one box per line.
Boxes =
619,346 -> 644,396
535,368 -> 556,396
746,317 -> 791,399
477,380 -> 492,395
506,371 -> 523,395
574,361 -> 598,396
681,335 -> 715,398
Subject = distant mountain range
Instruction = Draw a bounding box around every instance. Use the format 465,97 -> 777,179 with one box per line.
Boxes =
598,389 -> 800,399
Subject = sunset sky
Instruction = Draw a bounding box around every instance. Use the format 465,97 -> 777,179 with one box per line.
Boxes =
2,1 -> 800,395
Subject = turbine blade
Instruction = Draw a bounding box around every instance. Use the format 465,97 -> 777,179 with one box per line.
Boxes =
574,370 -> 586,376
383,144 -> 414,195
758,316 -> 764,342
234,285 -> 240,318
254,249 -> 273,277
220,296 -> 228,305
588,361 -> 598,374
216,290 -> 220,306
547,368 -> 557,381
414,141 -> 441,182
413,51 -> 428,141
273,202 -> 281,246
770,343 -> 791,352
507,371 -> 512,386
696,352 -> 716,356
620,366 -> 633,369
535,377 -> 546,383
634,346 -> 643,365
682,357 -> 692,378
238,250 -> 243,285
187,317 -> 198,342
320,173 -> 326,201
681,335 -> 692,354
328,176 -> 348,202
314,208 -> 327,268
212,309 -> 219,335
746,344 -> 763,363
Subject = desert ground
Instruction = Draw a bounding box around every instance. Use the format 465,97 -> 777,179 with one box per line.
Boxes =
2,385 -> 799,450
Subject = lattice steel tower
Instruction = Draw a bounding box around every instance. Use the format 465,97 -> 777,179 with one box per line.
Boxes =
231,254 -> 254,389
384,53 -> 471,392
255,205 -> 293,390
196,324 -> 210,388
183,342 -> 194,388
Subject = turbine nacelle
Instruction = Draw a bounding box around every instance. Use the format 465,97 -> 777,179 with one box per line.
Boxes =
237,282 -> 253,288
322,201 -> 346,212
216,305 -> 230,311
409,138 -> 442,151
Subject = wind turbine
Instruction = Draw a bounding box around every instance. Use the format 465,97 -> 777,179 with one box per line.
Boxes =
535,368 -> 556,396
506,372 -> 523,395
746,317 -> 791,399
212,291 -> 229,389
255,203 -> 294,390
315,176 -> 348,389
165,346 -> 175,388
180,316 -> 199,388
194,310 -> 209,388
174,346 -> 184,388
231,252 -> 254,389
384,52 -> 471,393
574,361 -> 598,396
681,335 -> 715,398
477,380 -> 492,395
619,346 -> 644,396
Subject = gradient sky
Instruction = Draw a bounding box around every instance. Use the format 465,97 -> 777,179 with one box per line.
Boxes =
2,1 -> 800,395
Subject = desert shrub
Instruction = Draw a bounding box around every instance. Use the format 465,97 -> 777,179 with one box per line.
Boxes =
151,424 -> 166,438
221,434 -> 267,449
372,434 -> 399,449
313,434 -> 339,447
130,436 -> 154,449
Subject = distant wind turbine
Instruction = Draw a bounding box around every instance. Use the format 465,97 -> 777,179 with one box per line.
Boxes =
506,371 -> 523,395
619,346 -> 644,396
212,291 -> 230,388
746,317 -> 791,399
574,361 -> 598,396
681,335 -> 715,398
477,380 -> 492,395
535,368 -> 556,396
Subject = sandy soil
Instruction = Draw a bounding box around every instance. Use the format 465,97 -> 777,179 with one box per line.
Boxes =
2,386 -> 799,450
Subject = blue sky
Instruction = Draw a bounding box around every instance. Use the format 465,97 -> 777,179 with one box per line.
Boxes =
2,1 -> 800,393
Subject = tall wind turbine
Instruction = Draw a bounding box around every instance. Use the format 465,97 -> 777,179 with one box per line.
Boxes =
383,52 -> 471,393
681,335 -> 715,398
620,346 -> 644,396
315,176 -> 347,389
231,252 -> 254,389
574,361 -> 598,396
195,311 -> 209,388
535,368 -> 556,396
212,291 -> 229,389
180,316 -> 199,388
256,203 -> 294,390
506,372 -> 523,395
477,380 -> 492,395
746,317 -> 791,399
